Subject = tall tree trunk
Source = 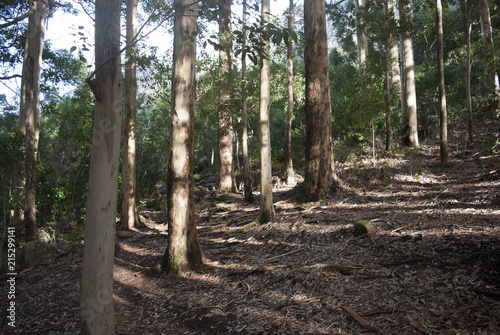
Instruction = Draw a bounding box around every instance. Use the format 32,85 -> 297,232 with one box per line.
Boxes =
218,0 -> 235,193
388,0 -> 401,102
80,0 -> 122,332
241,0 -> 254,203
436,0 -> 448,165
259,0 -> 274,223
355,0 -> 368,66
285,0 -> 295,186
467,0 -> 473,142
400,0 -> 419,147
384,0 -> 392,152
479,0 -> 500,102
21,0 -> 48,241
161,0 -> 203,274
120,0 -> 138,230
304,0 -> 338,200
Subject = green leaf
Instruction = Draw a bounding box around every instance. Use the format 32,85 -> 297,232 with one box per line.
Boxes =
70,46 -> 77,52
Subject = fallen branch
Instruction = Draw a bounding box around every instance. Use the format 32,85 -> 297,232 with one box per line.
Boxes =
342,306 -> 383,335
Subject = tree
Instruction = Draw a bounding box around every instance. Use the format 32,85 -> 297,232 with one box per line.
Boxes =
435,0 -> 448,165
304,0 -> 337,200
466,0 -> 473,142
217,0 -> 236,193
120,0 -> 139,230
258,0 -> 274,223
80,0 -> 122,332
241,0 -> 254,203
400,0 -> 419,147
20,0 -> 48,241
384,0 -> 392,151
284,0 -> 295,186
161,0 -> 203,274
355,0 -> 368,66
478,0 -> 500,102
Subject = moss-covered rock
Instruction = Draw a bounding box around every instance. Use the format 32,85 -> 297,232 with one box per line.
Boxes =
19,241 -> 53,268
353,220 -> 372,237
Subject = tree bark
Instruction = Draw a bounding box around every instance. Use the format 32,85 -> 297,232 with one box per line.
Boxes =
304,0 -> 337,200
466,0 -> 473,143
218,0 -> 235,193
21,0 -> 48,242
80,0 -> 122,332
120,0 -> 139,230
355,0 -> 368,66
161,0 -> 203,274
478,0 -> 500,102
400,0 -> 419,147
258,0 -> 274,223
436,0 -> 448,165
241,0 -> 254,203
388,0 -> 401,102
285,0 -> 295,186
384,0 -> 392,152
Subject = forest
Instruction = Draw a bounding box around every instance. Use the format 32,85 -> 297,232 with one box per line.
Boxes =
0,0 -> 499,333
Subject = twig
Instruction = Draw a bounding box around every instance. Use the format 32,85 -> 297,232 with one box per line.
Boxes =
342,306 -> 383,335
266,247 -> 305,261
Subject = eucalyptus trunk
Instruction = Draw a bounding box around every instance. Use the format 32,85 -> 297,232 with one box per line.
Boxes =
355,0 -> 368,66
436,0 -> 448,165
285,0 -> 295,186
80,0 -> 122,332
218,0 -> 235,193
384,0 -> 392,152
258,0 -> 274,223
467,0 -> 473,142
21,0 -> 48,241
479,0 -> 500,102
400,0 -> 419,147
120,0 -> 139,230
304,0 -> 337,200
241,0 -> 254,203
161,0 -> 203,274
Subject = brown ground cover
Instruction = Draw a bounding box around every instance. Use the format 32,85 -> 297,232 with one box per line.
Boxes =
1,122 -> 499,334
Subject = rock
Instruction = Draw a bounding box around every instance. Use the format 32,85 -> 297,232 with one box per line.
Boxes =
19,241 -> 53,268
214,202 -> 239,212
353,220 -> 372,237
116,230 -> 133,239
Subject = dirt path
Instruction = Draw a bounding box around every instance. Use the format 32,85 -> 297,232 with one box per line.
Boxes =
1,122 -> 499,334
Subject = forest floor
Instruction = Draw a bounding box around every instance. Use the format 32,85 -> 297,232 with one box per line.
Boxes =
2,121 -> 500,334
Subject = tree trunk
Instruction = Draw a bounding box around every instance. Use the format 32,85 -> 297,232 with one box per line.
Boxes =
218,0 -> 235,193
259,0 -> 274,223
467,0 -> 473,143
241,0 -> 254,203
384,0 -> 392,152
355,0 -> 368,66
285,0 -> 295,186
120,0 -> 138,230
21,0 -> 48,242
479,0 -> 500,102
436,0 -> 448,165
388,0 -> 401,102
161,0 -> 203,274
80,0 -> 122,332
304,0 -> 337,200
400,0 -> 419,147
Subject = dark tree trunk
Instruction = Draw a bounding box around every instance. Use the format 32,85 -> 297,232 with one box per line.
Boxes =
436,0 -> 448,165
22,0 -> 48,241
304,0 -> 337,200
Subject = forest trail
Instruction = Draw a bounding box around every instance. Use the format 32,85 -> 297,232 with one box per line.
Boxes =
1,122 -> 499,334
